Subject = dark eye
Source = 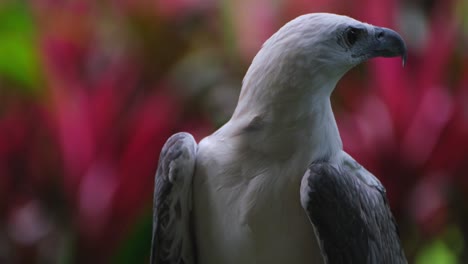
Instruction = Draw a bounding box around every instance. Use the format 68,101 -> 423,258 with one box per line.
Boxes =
345,27 -> 361,46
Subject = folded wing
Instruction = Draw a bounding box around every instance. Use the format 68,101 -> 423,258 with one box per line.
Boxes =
151,132 -> 197,264
300,161 -> 407,264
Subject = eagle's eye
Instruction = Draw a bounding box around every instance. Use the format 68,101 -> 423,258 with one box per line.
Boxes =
345,27 -> 362,46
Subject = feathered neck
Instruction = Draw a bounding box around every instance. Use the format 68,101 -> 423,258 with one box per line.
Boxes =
226,51 -> 343,161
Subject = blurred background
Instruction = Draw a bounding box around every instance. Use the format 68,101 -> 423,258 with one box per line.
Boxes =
0,0 -> 467,263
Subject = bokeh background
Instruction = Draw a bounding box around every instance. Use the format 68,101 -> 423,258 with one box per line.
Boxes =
0,0 -> 467,263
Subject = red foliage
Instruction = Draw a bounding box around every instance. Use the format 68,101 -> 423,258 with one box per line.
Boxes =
1,1 -> 213,261
1,0 -> 467,262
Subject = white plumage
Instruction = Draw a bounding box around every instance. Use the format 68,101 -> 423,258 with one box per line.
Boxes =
193,14 -> 366,264
151,13 -> 407,264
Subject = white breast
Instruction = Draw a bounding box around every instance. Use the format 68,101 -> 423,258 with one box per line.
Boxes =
193,130 -> 325,264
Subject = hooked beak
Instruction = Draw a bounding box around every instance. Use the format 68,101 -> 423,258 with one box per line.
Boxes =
369,27 -> 408,66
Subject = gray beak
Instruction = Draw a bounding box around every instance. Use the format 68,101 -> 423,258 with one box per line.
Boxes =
370,27 -> 408,66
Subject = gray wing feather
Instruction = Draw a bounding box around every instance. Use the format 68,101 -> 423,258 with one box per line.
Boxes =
151,132 -> 197,264
300,162 -> 407,264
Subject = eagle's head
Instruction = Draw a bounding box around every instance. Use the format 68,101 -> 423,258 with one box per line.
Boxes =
263,13 -> 406,75
235,13 -> 406,122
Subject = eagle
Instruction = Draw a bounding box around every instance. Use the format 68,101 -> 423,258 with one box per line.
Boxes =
150,13 -> 407,264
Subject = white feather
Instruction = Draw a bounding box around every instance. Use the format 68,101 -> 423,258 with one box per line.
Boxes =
192,13 -> 375,264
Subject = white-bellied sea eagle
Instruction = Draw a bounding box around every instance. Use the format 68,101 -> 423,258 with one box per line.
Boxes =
150,13 -> 408,264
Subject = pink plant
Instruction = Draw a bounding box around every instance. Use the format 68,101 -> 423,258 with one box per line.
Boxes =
1,0 -> 466,262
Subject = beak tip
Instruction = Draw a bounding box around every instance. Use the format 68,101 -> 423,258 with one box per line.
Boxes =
401,45 -> 408,67
401,40 -> 408,68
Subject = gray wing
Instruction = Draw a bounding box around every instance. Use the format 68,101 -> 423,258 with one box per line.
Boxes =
150,132 -> 197,264
300,161 -> 407,264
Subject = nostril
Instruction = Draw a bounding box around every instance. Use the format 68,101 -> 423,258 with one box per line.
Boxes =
377,31 -> 385,39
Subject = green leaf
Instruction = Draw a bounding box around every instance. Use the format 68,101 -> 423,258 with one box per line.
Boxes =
220,0 -> 238,61
112,211 -> 153,264
0,1 -> 41,90
456,0 -> 468,36
415,239 -> 457,264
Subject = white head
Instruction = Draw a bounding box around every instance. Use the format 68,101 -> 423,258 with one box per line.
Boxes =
234,13 -> 406,118
265,14 -> 405,70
